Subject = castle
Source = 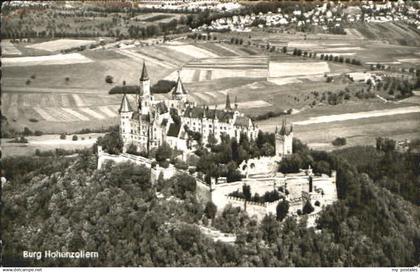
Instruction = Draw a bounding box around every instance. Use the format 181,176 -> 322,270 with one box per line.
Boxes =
119,61 -> 293,156
99,62 -> 338,224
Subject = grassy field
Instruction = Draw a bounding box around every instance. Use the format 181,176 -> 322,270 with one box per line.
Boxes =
26,39 -> 97,52
257,97 -> 420,151
294,112 -> 420,151
1,133 -> 103,157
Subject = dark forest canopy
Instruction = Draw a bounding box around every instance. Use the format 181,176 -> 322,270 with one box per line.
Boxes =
2,138 -> 420,266
109,80 -> 176,95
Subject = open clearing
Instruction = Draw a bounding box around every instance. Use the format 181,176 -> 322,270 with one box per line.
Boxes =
294,106 -> 420,125
1,133 -> 103,157
216,100 -> 272,109
1,40 -> 22,55
162,44 -> 218,59
268,61 -> 330,78
297,112 -> 420,151
397,58 -> 420,64
26,39 -> 96,52
2,53 -> 93,67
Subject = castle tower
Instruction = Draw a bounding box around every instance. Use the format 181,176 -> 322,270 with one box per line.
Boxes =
139,61 -> 152,115
119,93 -> 133,151
275,119 -> 293,158
140,60 -> 150,96
172,71 -> 188,102
225,93 -> 232,111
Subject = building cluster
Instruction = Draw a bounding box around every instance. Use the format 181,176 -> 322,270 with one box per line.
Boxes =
196,0 -> 420,32
119,62 -> 263,154
137,0 -> 241,12
208,166 -> 337,225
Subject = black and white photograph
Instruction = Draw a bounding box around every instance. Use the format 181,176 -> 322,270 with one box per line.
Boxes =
1,0 -> 420,270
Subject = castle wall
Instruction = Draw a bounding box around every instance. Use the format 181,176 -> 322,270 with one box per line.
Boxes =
195,179 -> 211,204
208,168 -> 337,222
97,148 -> 152,170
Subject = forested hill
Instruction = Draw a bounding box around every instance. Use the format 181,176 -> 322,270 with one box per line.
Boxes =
2,143 -> 420,266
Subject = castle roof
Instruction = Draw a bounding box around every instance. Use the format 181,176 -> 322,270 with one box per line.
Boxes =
183,106 -> 235,123
119,93 -> 132,113
140,61 -> 149,81
155,101 -> 168,114
167,123 -> 181,137
276,119 -> 293,135
234,116 -> 252,127
225,94 -> 232,110
131,111 -> 140,120
172,72 -> 188,95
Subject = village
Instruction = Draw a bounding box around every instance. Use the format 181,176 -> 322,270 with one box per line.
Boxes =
195,0 -> 420,33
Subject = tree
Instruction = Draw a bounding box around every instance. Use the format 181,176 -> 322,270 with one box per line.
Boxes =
260,214 -> 281,244
60,133 -> 66,140
261,142 -> 275,156
302,200 -> 314,214
172,173 -> 196,199
155,142 -> 172,163
126,143 -> 141,156
242,184 -> 251,201
22,127 -> 33,136
332,137 -> 346,146
105,75 -> 113,84
376,137 -> 395,153
207,133 -> 217,148
72,135 -> 78,141
96,127 -> 123,154
204,201 -> 217,219
276,199 -> 289,221
231,139 -> 240,163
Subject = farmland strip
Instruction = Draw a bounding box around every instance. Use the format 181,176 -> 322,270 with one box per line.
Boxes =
115,49 -> 175,69
295,106 -> 420,125
33,107 -> 59,121
1,93 -> 11,113
98,106 -> 118,117
216,100 -> 271,109
72,94 -> 87,107
62,108 -> 90,121
192,70 -> 201,82
46,107 -> 78,122
79,107 -> 106,120
204,91 -> 219,99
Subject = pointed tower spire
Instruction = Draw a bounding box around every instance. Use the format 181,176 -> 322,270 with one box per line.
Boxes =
172,70 -> 188,100
279,119 -> 287,135
225,93 -> 232,111
234,95 -> 238,110
119,93 -> 132,113
140,60 -> 149,82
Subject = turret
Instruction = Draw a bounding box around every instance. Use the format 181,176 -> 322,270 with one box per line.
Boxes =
275,119 -> 293,158
225,93 -> 232,111
119,93 -> 133,151
140,60 -> 150,97
119,93 -> 133,114
171,71 -> 188,101
234,96 -> 238,110
139,61 -> 151,115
